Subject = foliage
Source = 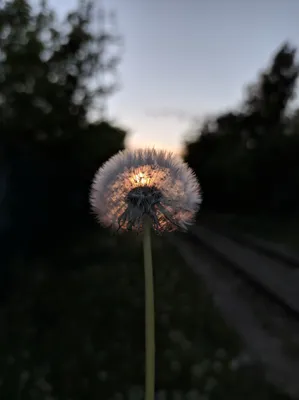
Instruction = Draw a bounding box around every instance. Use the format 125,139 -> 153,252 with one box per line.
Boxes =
184,43 -> 299,216
0,236 -> 288,399
0,0 -> 126,258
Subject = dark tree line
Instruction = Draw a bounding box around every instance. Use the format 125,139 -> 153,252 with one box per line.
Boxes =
0,0 -> 126,265
185,43 -> 299,217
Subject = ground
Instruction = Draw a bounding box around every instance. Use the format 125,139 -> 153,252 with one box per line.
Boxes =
0,230 -> 289,399
199,212 -> 299,251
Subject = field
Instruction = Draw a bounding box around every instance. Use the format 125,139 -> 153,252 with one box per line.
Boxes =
0,231 -> 289,399
199,213 -> 299,251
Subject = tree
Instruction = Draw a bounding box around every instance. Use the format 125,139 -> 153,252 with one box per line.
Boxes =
184,42 -> 299,216
0,0 -> 126,258
243,43 -> 298,139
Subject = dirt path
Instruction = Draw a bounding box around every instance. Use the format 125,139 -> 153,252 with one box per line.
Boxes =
172,234 -> 299,399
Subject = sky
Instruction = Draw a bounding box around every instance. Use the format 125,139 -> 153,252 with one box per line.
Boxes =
47,0 -> 299,153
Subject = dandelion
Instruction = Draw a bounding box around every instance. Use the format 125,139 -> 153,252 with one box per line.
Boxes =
90,148 -> 201,233
90,148 -> 201,400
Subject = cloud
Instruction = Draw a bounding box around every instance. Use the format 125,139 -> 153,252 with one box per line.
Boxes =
145,108 -> 196,123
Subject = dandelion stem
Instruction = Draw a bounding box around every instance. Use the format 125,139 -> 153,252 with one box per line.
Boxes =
143,216 -> 155,400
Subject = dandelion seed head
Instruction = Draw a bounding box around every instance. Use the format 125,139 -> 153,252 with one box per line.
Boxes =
90,148 -> 201,232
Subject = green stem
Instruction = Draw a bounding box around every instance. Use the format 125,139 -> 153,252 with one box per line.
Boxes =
143,217 -> 155,400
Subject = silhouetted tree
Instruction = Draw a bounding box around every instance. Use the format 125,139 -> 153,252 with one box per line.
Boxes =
185,42 -> 299,216
244,43 -> 298,138
0,0 -> 126,261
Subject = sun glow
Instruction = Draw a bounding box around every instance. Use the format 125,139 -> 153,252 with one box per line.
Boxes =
133,172 -> 151,186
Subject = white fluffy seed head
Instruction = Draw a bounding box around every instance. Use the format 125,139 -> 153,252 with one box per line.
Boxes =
90,148 -> 202,233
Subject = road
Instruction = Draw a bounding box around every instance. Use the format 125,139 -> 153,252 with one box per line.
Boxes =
172,226 -> 299,399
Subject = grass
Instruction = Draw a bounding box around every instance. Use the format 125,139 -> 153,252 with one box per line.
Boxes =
0,231 -> 290,399
199,212 -> 299,252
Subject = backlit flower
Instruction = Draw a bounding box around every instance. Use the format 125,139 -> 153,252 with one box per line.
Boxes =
90,148 -> 201,232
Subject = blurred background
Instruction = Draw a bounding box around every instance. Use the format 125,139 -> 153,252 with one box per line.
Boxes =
0,0 -> 298,399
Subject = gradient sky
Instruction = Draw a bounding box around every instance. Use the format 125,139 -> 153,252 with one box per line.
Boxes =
47,0 -> 299,153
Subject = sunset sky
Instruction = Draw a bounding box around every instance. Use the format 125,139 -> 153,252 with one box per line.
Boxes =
47,0 -> 299,153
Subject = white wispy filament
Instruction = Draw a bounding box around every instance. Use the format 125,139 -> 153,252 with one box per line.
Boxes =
90,148 -> 202,232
